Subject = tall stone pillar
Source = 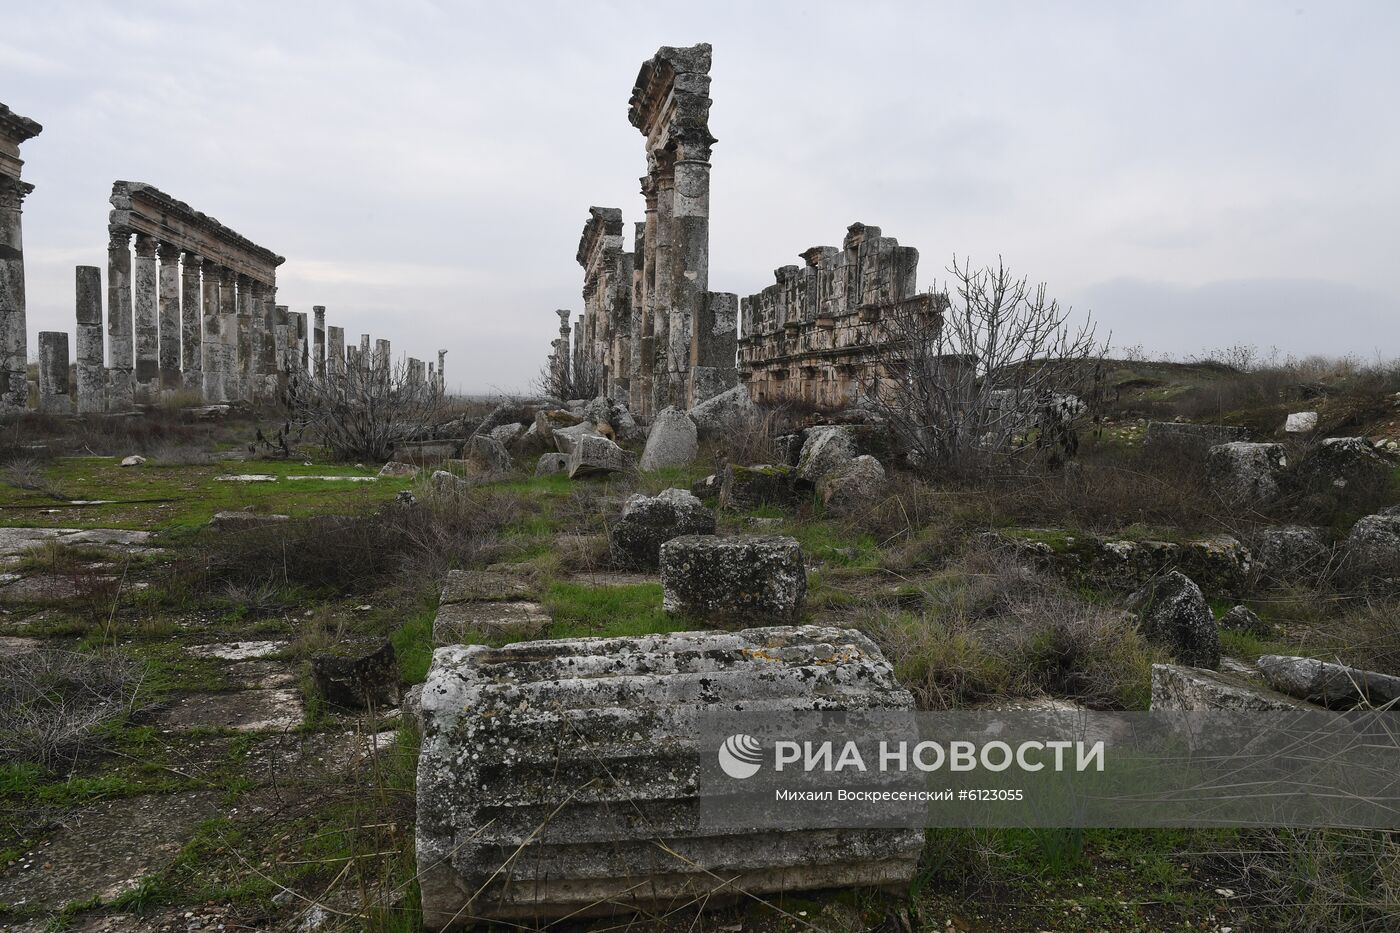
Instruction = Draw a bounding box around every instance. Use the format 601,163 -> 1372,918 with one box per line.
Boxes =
374,338 -> 390,372
652,156 -> 675,410
629,221 -> 646,412
258,287 -> 278,398
313,306 -> 326,379
273,305 -> 290,379
327,326 -> 345,376
436,349 -> 446,394
74,265 -> 105,414
156,242 -> 181,393
359,334 -> 370,368
132,234 -> 159,403
179,253 -> 202,395
671,133 -> 711,406
37,331 -> 69,414
217,267 -> 238,401
200,263 -> 223,402
638,179 -> 658,417
106,228 -> 135,411
0,106 -> 42,410
234,274 -> 253,401
554,309 -> 570,393
295,312 -> 309,373
0,177 -> 33,408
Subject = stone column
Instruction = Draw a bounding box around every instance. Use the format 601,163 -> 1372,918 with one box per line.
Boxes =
258,287 -> 278,398
327,326 -> 345,376
74,265 -> 105,414
651,154 -> 675,411
437,349 -> 446,393
273,305 -> 290,378
638,179 -> 658,417
0,177 -> 32,408
234,274 -> 253,401
106,228 -> 135,410
37,331 -> 69,413
669,134 -> 711,407
554,309 -> 570,393
156,242 -> 181,393
217,268 -> 238,402
295,312 -> 309,373
200,263 -> 223,402
132,234 -> 159,403
374,338 -> 390,372
359,334 -> 370,369
180,253 -> 202,395
313,306 -> 326,379
629,221 -> 645,412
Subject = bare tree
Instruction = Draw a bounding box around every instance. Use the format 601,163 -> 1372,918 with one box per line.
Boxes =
861,255 -> 1106,475
536,351 -> 603,403
284,359 -> 444,462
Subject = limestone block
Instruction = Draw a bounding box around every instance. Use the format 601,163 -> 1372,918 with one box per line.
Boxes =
1294,437 -> 1395,498
609,488 -> 715,570
1219,604 -> 1271,636
686,383 -> 757,438
816,454 -> 887,516
1345,511 -> 1400,577
718,463 -> 798,511
535,452 -> 569,476
466,435 -> 514,474
1127,571 -> 1220,669
1251,525 -> 1329,581
1206,442 -> 1286,503
433,599 -> 550,645
378,461 -> 419,477
1257,655 -> 1400,709
488,423 -> 526,446
1284,411 -> 1318,433
567,434 -> 633,478
659,534 -> 806,624
208,511 -> 289,531
415,623 -> 920,926
120,455 -> 146,467
691,473 -> 721,500
796,426 -> 858,484
1150,664 -> 1314,711
310,640 -> 401,710
638,406 -> 698,471
552,420 -> 601,455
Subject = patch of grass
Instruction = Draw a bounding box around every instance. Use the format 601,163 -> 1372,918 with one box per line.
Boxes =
391,605 -> 438,685
542,581 -> 691,639
786,522 -> 883,570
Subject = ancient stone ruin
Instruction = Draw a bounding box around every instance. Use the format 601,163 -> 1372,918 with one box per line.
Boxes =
0,103 -> 42,410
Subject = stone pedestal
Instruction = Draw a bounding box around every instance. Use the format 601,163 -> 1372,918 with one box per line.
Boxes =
37,331 -> 69,414
156,242 -> 181,393
132,234 -> 159,403
74,265 -> 105,414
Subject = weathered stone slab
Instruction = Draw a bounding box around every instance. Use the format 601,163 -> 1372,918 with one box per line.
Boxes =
535,452 -> 569,475
638,406 -> 698,471
286,474 -> 377,482
1206,442 -> 1286,503
686,383 -> 757,438
1285,411 -> 1318,433
567,434 -> 633,478
719,463 -> 798,511
432,599 -> 550,645
215,473 -> 277,482
816,454 -> 887,516
208,510 -> 289,531
187,640 -> 287,661
440,568 -> 537,604
1150,664 -> 1315,711
1127,571 -> 1220,669
310,640 -> 401,709
466,435 -> 514,473
660,534 -> 806,624
378,460 -> 419,477
1344,511 -> 1400,577
155,688 -> 303,732
552,420 -> 601,455
1257,655 -> 1400,709
1251,524 -> 1330,581
796,425 -> 858,484
416,624 -> 922,926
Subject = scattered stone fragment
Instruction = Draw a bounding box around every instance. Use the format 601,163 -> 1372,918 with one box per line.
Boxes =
816,454 -> 887,516
433,598 -> 550,645
796,425 -> 858,484
208,510 -> 290,531
465,435 -> 514,474
1206,442 -> 1287,503
686,383 -> 758,438
659,534 -> 806,624
415,624 -> 921,926
477,396 -> 563,435
378,460 -> 419,477
567,434 -> 633,478
489,422 -> 527,446
310,640 -> 401,710
215,473 -> 277,482
1294,437 -> 1395,497
535,452 -> 569,475
286,475 -> 377,482
1251,525 -> 1330,580
718,463 -> 798,511
691,473 -> 721,500
609,487 -> 716,570
187,640 -> 287,661
1256,655 -> 1400,709
119,455 -> 145,467
638,406 -> 698,471
156,688 -> 303,732
1127,571 -> 1220,669
1344,511 -> 1400,577
535,408 -> 584,435
1219,604 -> 1271,636
1150,664 -> 1314,711
1284,411 -> 1318,433
552,420 -> 601,455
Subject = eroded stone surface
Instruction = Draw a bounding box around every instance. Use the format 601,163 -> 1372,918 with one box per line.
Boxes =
1143,421 -> 1247,458
567,433 -> 633,478
432,599 -> 550,645
1127,571 -> 1220,669
638,406 -> 698,471
718,463 -> 797,511
415,624 -> 922,926
660,534 -> 806,624
187,640 -> 287,661
609,487 -> 715,570
1344,511 -> 1400,577
796,425 -> 858,484
156,688 -> 303,732
1150,664 -> 1314,711
1206,441 -> 1286,503
816,454 -> 887,516
1257,655 -> 1400,708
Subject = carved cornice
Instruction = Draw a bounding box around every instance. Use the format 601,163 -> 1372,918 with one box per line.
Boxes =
0,104 -> 42,145
0,175 -> 32,210
628,44 -> 716,153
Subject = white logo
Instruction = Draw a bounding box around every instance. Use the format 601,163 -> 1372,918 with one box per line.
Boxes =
718,733 -> 763,779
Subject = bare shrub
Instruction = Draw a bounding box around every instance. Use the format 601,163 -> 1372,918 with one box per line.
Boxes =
536,348 -> 603,402
0,648 -> 146,768
285,359 -> 444,462
861,256 -> 1105,475
0,456 -> 63,498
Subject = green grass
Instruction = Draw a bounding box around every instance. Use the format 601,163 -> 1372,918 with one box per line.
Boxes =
542,581 -> 693,639
391,604 -> 441,685
0,456 -> 414,532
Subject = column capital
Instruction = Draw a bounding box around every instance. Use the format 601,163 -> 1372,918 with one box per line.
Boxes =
182,251 -> 203,270
672,130 -> 713,164
133,233 -> 158,258
0,176 -> 33,210
157,241 -> 181,262
108,227 -> 132,250
209,263 -> 233,284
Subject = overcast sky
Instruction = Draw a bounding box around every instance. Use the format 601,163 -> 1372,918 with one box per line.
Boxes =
6,1 -> 1398,393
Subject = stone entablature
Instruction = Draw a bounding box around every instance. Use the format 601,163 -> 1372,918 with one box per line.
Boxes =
109,181 -> 283,286
739,223 -> 942,408
0,103 -> 42,182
